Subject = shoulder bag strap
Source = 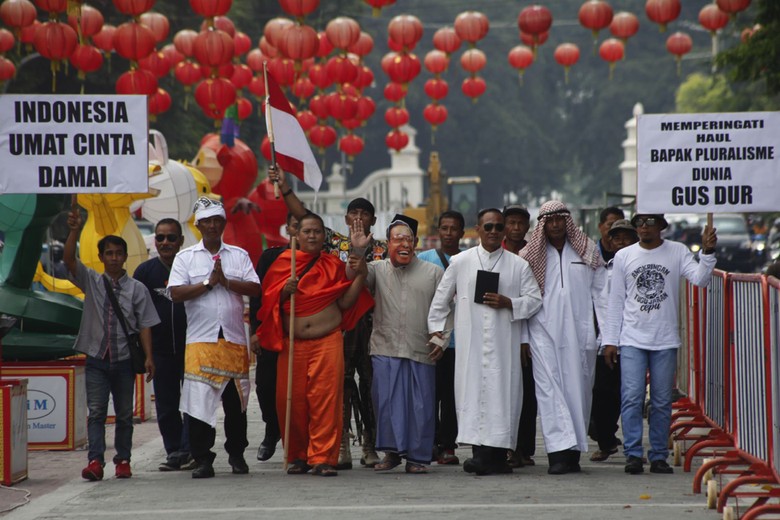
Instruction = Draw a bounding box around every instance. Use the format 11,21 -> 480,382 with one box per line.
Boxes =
435,249 -> 450,270
102,276 -> 132,341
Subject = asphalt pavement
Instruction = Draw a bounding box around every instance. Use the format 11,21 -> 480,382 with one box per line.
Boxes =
1,377 -> 722,520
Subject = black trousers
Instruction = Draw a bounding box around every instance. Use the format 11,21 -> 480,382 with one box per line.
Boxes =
189,379 -> 248,464
434,348 -> 458,450
591,354 -> 622,451
255,348 -> 280,442
515,359 -> 537,457
343,314 -> 375,446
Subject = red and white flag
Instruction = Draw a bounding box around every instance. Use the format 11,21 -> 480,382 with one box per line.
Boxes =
264,72 -> 322,192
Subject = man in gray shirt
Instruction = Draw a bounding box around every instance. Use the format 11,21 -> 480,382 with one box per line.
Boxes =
64,206 -> 159,482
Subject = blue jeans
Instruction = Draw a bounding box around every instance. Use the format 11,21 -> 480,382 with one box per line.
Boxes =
85,356 -> 135,464
619,346 -> 677,462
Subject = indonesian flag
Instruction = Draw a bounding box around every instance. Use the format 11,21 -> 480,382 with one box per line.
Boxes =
265,72 -> 323,192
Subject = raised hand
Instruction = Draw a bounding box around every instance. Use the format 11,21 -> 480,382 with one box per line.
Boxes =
349,218 -> 373,251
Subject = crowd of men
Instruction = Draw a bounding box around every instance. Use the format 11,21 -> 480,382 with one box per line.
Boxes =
66,164 -> 719,480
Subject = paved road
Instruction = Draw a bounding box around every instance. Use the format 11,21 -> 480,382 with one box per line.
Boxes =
1,383 -> 719,520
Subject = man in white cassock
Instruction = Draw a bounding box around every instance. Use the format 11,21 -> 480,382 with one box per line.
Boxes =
428,208 -> 542,475
519,200 -> 608,475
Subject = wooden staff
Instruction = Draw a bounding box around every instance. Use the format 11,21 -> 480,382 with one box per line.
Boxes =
263,61 -> 281,199
282,236 -> 297,471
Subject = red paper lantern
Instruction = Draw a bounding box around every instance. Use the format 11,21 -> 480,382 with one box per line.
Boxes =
291,75 -> 314,99
19,19 -> 40,46
507,45 -> 534,84
161,43 -> 184,67
307,63 -> 331,90
233,31 -> 251,57
236,96 -> 252,120
0,56 -> 16,82
34,21 -> 77,62
316,30 -> 333,58
0,28 -> 15,53
189,0 -> 232,18
363,0 -> 395,17
34,0 -> 66,14
520,31 -> 548,48
69,44 -> 104,79
461,76 -> 486,101
113,21 -> 156,62
113,0 -> 155,17
460,48 -> 486,74
432,26 -> 460,56
325,16 -> 360,50
175,59 -> 202,87
666,31 -> 692,75
309,124 -> 337,151
149,87 -> 172,118
579,0 -> 614,39
423,103 -> 447,129
388,14 -> 423,51
518,5 -> 553,36
386,52 -> 421,85
297,109 -> 317,131
610,11 -> 640,41
138,49 -> 171,78
716,0 -> 751,18
246,49 -> 265,72
92,24 -> 116,56
383,81 -> 405,102
356,95 -> 375,121
327,92 -> 358,121
0,0 -> 37,37
424,78 -> 448,100
194,77 -> 237,119
553,43 -> 580,83
247,74 -> 266,99
385,129 -> 408,151
267,57 -> 296,85
645,0 -> 681,32
309,94 -> 328,119
193,28 -> 234,71
264,17 -> 294,49
384,106 -> 409,128
699,4 -> 730,34
230,63 -> 252,89
67,4 -> 104,39
348,31 -> 373,57
174,29 -> 198,57
279,0 -> 319,19
116,68 -> 157,95
424,50 -> 449,75
339,133 -> 364,159
201,16 -> 235,37
259,36 -> 278,59
598,38 -> 624,79
454,11 -> 489,44
277,23 -> 318,62
325,55 -> 357,84
352,65 -> 373,90
139,12 -> 169,45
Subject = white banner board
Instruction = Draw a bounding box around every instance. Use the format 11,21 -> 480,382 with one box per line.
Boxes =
636,111 -> 780,213
0,94 -> 148,194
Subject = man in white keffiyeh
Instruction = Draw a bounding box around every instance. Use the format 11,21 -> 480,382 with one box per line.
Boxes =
519,200 -> 608,474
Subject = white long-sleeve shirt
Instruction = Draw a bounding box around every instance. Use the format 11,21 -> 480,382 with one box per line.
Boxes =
602,240 -> 717,351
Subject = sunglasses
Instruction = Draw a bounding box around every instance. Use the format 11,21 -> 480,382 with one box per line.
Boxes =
155,233 -> 180,242
482,223 -> 505,232
634,218 -> 658,227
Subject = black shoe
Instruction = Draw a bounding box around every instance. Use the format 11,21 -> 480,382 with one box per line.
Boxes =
625,456 -> 644,474
229,455 -> 249,474
256,439 -> 277,461
488,462 -> 513,475
158,456 -> 181,472
568,450 -> 581,473
192,462 -> 215,479
463,458 -> 487,474
547,450 -> 571,475
649,459 -> 674,474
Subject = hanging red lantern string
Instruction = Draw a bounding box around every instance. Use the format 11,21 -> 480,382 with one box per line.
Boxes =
229,62 -> 252,89
699,4 -> 730,37
69,43 -> 103,85
424,49 -> 449,76
0,0 -> 37,41
507,45 -> 534,86
161,43 -> 184,68
316,30 -> 333,60
193,27 -> 234,77
113,21 -> 156,63
645,0 -> 681,33
296,109 -> 317,132
308,123 -> 337,153
518,4 -> 551,57
112,0 -> 154,17
338,132 -> 364,160
353,65 -> 373,91
553,43 -> 580,84
291,75 -> 315,101
20,20 -> 41,51
385,128 -> 409,152
461,76 -> 485,103
148,87 -> 171,121
716,0 -> 751,21
138,49 -> 171,78
277,22 -> 318,70
433,26 -> 461,57
579,0 -> 614,47
139,11 -> 169,45
460,48 -> 486,75
424,78 -> 448,100
388,14 -> 423,52
348,31 -> 373,59
236,96 -> 252,120
609,11 -> 639,49
279,0 -> 319,21
454,11 -> 489,48
385,52 -> 421,89
0,28 -> 15,54
384,106 -> 409,128
34,0 -> 66,15
356,95 -> 375,123
325,54 -> 358,85
383,81 -> 405,103
174,29 -> 198,57
325,16 -> 360,51
194,76 -> 236,120
308,62 -> 331,90
174,59 -> 201,97
116,68 -> 157,95
0,56 -> 16,84
233,31 -> 251,57
268,56 -> 296,85
190,0 -> 232,22
423,103 -> 447,132
598,38 -> 624,80
246,48 -> 266,72
259,36 -> 278,58
33,21 -> 77,91
665,31 -> 692,77
264,17 -> 294,49
67,4 -> 104,41
363,0 -> 395,18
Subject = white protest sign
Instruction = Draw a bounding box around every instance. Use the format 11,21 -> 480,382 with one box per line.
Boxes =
636,111 -> 780,213
0,94 -> 148,194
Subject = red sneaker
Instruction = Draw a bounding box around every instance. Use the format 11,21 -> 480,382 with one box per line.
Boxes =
81,460 -> 104,481
115,460 -> 132,479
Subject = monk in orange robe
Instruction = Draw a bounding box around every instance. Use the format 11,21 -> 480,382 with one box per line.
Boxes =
259,213 -> 373,476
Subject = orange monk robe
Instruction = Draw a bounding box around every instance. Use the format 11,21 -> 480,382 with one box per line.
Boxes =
258,249 -> 373,467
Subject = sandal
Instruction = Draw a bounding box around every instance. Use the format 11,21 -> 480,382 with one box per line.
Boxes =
286,459 -> 312,475
405,462 -> 428,474
311,464 -> 338,477
374,453 -> 402,472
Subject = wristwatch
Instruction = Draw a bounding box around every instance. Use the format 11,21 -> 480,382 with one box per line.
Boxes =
203,279 -> 213,291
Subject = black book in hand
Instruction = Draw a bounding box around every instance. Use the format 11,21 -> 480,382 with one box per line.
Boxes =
474,270 -> 499,304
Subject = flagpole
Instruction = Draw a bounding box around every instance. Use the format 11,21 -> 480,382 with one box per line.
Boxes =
263,61 -> 281,199
283,236 -> 297,471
